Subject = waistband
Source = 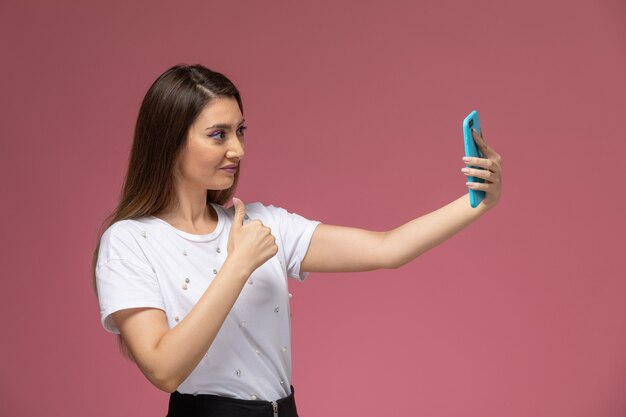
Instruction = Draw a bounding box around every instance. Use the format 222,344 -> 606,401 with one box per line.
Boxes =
167,386 -> 299,417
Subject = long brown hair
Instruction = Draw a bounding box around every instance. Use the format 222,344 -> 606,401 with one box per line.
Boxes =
91,64 -> 243,356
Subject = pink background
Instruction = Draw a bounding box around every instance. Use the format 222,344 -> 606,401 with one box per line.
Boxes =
1,0 -> 625,416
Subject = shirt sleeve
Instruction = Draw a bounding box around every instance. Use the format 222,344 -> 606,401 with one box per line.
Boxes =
265,205 -> 321,281
95,222 -> 165,334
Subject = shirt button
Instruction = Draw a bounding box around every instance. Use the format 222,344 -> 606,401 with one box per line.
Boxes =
216,247 -> 221,253
281,346 -> 287,352
140,230 -> 146,238
250,395 -> 257,400
174,316 -> 180,322
274,307 -> 279,313
182,249 -> 187,256
239,321 -> 246,328
213,269 -> 218,274
248,279 -> 254,285
185,277 -> 190,283
280,380 -> 285,385
182,283 -> 188,290
235,369 -> 242,377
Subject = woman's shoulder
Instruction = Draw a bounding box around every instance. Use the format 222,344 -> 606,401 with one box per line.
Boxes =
213,201 -> 293,229
212,201 -> 279,217
97,217 -> 162,271
98,218 -> 161,262
229,201 -> 318,227
244,201 -> 278,213
101,217 -> 153,241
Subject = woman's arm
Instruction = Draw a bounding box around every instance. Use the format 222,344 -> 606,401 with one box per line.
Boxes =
301,129 -> 502,273
111,199 -> 277,393
112,256 -> 251,393
300,193 -> 489,272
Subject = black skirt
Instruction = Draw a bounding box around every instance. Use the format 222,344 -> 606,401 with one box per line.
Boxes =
166,386 -> 299,417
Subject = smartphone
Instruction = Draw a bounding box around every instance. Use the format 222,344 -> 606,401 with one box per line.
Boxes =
462,110 -> 485,208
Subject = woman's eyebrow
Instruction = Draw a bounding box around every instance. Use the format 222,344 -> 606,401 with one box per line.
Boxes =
205,119 -> 245,130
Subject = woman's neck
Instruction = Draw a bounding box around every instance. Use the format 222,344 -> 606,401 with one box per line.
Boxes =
155,190 -> 218,234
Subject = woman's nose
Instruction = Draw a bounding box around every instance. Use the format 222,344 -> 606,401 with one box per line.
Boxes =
226,136 -> 244,160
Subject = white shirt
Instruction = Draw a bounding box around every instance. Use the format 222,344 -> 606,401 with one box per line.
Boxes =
96,202 -> 320,401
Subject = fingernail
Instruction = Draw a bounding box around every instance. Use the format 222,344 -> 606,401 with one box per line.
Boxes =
462,157 -> 470,162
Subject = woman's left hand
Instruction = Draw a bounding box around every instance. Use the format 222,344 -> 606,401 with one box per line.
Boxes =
461,128 -> 503,209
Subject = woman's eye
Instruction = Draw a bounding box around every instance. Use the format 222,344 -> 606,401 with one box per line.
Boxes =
237,125 -> 247,136
209,131 -> 226,140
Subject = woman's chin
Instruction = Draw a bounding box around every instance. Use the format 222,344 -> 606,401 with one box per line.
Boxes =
206,180 -> 235,191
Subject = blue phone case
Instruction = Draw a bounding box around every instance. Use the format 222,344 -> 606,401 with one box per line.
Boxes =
462,110 -> 485,208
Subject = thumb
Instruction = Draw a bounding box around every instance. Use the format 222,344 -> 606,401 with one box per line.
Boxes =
473,128 -> 489,157
232,197 -> 246,228
473,128 -> 487,146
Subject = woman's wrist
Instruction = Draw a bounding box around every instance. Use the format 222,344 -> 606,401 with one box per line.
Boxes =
221,254 -> 253,282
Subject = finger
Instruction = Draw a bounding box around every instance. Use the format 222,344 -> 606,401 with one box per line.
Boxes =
232,197 -> 246,228
466,180 -> 491,191
462,156 -> 498,171
472,128 -> 491,154
472,128 -> 484,142
461,167 -> 498,183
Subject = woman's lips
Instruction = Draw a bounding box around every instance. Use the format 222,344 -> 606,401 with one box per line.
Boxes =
220,165 -> 237,174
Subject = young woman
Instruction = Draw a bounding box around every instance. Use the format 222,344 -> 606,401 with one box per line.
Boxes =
92,64 -> 502,417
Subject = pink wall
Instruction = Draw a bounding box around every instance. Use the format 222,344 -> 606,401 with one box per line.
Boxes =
1,0 -> 625,415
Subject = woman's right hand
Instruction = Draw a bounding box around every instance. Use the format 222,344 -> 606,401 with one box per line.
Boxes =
227,197 -> 278,276
112,197 -> 276,393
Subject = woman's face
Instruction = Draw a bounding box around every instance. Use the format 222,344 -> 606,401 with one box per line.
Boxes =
174,97 -> 246,192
